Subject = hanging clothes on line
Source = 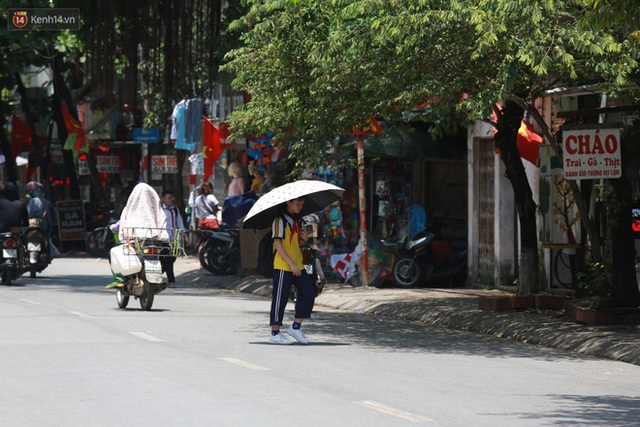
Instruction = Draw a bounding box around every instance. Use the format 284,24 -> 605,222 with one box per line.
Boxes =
172,99 -> 203,151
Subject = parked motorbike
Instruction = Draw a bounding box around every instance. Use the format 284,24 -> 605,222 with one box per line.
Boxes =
23,226 -> 50,278
86,210 -> 118,258
199,226 -> 241,275
110,238 -> 169,311
0,229 -> 24,285
392,226 -> 467,288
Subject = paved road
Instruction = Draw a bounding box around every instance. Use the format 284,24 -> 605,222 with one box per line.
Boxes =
1,257 -> 639,426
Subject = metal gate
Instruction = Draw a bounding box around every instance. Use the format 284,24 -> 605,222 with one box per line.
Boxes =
476,139 -> 495,284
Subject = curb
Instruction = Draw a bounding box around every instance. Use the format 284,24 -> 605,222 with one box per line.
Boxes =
186,267 -> 640,366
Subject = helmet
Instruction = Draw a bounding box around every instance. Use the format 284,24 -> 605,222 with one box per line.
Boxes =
25,181 -> 42,192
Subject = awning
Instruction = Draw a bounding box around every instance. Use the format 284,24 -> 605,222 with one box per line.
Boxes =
345,123 -> 466,161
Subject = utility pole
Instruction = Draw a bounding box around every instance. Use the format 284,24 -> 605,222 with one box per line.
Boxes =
357,134 -> 369,288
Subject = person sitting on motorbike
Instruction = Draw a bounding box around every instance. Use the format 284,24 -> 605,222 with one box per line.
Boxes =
0,182 -> 28,233
24,181 -> 55,234
106,182 -> 167,289
117,182 -> 168,242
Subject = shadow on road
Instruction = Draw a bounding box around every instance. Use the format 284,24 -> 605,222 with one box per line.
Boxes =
511,394 -> 640,426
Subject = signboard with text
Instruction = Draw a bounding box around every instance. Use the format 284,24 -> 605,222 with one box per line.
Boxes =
134,128 -> 160,143
56,200 -> 85,241
78,158 -> 90,175
151,155 -> 178,174
563,127 -> 621,179
96,155 -> 121,173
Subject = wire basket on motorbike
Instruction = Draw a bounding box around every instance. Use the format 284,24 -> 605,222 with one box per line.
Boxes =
118,226 -> 187,258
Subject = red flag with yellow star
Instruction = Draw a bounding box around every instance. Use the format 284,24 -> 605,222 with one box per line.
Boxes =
61,103 -> 88,152
516,120 -> 543,165
11,115 -> 32,158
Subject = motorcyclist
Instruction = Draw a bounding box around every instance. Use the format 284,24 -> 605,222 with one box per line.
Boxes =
0,182 -> 28,233
106,182 -> 167,289
24,181 -> 55,235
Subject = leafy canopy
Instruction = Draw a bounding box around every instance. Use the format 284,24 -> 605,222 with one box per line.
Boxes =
223,0 -> 640,172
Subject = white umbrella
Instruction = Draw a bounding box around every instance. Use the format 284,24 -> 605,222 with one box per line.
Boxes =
242,180 -> 344,229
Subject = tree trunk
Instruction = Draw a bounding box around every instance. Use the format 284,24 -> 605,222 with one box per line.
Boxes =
16,74 -> 48,192
0,101 -> 17,183
494,101 -> 541,295
52,57 -> 110,206
609,170 -> 640,306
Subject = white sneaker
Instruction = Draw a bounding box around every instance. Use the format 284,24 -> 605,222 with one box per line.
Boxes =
287,326 -> 309,344
268,333 -> 293,345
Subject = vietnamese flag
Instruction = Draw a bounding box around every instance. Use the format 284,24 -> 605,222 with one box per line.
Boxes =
202,117 -> 224,182
492,104 -> 543,165
11,115 -> 32,158
61,102 -> 88,153
516,120 -> 543,165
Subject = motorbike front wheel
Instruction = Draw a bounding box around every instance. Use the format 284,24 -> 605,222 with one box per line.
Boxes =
116,288 -> 129,308
393,255 -> 424,288
139,282 -> 154,311
200,243 -> 232,275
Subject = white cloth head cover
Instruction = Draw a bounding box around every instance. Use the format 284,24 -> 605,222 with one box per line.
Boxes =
119,182 -> 168,241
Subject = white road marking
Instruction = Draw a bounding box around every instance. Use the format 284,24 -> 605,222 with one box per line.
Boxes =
20,298 -> 41,305
68,311 -> 93,319
129,332 -> 164,342
355,400 -> 434,423
218,357 -> 270,371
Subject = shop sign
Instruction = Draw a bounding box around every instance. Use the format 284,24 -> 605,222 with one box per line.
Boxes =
51,143 -> 64,164
96,155 -> 121,173
56,200 -> 85,241
563,128 -> 621,180
151,155 -> 178,174
78,158 -> 90,175
134,128 -> 160,143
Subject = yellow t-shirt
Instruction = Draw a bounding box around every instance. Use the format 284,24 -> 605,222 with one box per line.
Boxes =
272,214 -> 303,271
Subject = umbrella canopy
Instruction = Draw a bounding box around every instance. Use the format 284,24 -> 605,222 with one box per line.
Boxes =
242,180 -> 344,229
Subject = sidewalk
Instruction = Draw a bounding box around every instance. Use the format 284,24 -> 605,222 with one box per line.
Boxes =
174,256 -> 640,367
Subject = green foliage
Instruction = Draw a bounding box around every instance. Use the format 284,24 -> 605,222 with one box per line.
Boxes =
224,0 -> 640,175
595,182 -> 622,228
577,261 -> 611,298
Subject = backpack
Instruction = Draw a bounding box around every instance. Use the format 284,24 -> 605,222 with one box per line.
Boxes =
257,232 -> 275,278
257,214 -> 288,278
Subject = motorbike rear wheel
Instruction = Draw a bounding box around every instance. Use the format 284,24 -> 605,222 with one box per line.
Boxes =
139,282 -> 154,311
393,255 -> 424,288
116,288 -> 129,308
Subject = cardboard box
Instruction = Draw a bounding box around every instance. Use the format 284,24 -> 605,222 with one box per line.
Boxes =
240,228 -> 270,269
